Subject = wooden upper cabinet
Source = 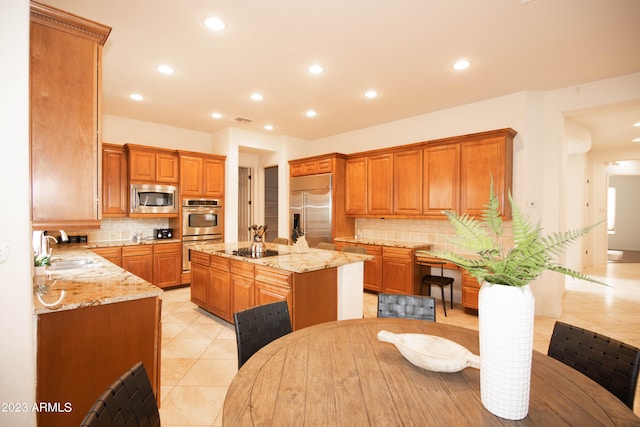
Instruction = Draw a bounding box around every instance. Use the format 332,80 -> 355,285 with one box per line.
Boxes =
289,154 -> 336,177
423,144 -> 460,216
393,149 -> 423,215
102,143 -> 127,217
367,153 -> 394,215
179,152 -> 226,197
30,2 -> 111,229
345,157 -> 368,215
460,130 -> 515,219
127,145 -> 179,184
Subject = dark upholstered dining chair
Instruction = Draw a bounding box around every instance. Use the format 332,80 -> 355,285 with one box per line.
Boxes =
316,242 -> 337,251
341,245 -> 367,254
234,301 -> 293,369
547,321 -> 640,409
377,293 -> 436,322
80,361 -> 160,427
272,237 -> 289,245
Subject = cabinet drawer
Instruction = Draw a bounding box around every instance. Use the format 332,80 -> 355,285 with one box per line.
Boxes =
122,245 -> 153,257
154,242 -> 181,254
316,158 -> 332,173
91,247 -> 122,258
462,285 -> 479,309
255,266 -> 292,289
211,255 -> 230,271
382,246 -> 412,259
190,251 -> 210,266
231,259 -> 254,278
361,244 -> 382,256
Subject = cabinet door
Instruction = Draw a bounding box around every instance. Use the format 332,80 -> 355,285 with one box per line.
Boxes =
362,244 -> 383,292
290,162 -> 305,177
190,259 -> 210,308
91,246 -> 122,267
156,152 -> 179,184
462,270 -> 480,311
316,158 -> 333,174
231,260 -> 255,315
423,144 -> 460,216
129,149 -> 156,182
180,155 -> 204,196
460,136 -> 510,218
367,153 -> 394,215
30,22 -> 101,227
203,157 -> 225,196
122,254 -> 154,283
153,243 -> 182,288
209,257 -> 232,322
102,144 -> 128,217
382,247 -> 414,294
394,150 -> 423,215
345,157 -> 368,215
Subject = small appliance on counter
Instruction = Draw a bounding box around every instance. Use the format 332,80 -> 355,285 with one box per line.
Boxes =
154,228 -> 174,240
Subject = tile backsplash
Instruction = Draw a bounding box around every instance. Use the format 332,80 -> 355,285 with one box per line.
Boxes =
355,217 -> 513,254
52,218 -> 170,244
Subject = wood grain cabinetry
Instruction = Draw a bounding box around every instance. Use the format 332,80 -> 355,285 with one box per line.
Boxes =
381,247 -> 418,295
231,260 -> 255,315
179,151 -> 226,197
367,153 -> 394,215
102,143 -> 128,217
254,265 -> 293,310
345,157 -> 368,215
153,242 -> 182,288
423,143 -> 460,216
91,246 -> 122,267
335,241 -> 383,292
394,149 -> 423,215
37,297 -> 161,427
122,245 -> 154,283
461,269 -> 480,313
30,2 -> 111,230
190,251 -> 210,308
127,144 -> 179,184
289,155 -> 334,177
209,256 -> 232,322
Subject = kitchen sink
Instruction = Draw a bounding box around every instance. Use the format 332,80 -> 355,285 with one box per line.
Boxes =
48,258 -> 102,271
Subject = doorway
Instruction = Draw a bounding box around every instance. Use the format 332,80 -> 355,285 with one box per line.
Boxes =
238,167 -> 252,242
264,166 -> 279,242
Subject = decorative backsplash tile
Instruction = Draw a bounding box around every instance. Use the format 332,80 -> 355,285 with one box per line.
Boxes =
53,218 -> 170,244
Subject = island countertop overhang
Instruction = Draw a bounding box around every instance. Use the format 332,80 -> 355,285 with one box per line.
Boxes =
189,242 -> 373,273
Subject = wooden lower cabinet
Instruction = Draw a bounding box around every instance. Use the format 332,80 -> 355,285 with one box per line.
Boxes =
90,246 -> 122,267
190,251 -> 210,308
36,297 -> 161,427
462,270 -> 480,314
231,260 -> 255,315
209,256 -> 232,321
381,247 -> 418,294
153,242 -> 182,288
122,245 -> 154,283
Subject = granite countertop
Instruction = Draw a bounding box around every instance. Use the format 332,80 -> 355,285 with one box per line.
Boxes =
189,242 -> 373,274
83,238 -> 181,248
33,245 -> 162,315
334,237 -> 432,250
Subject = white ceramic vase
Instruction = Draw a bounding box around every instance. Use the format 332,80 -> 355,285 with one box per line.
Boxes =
478,281 -> 535,420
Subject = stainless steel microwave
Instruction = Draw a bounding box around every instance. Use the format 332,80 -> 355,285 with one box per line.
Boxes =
130,184 -> 178,214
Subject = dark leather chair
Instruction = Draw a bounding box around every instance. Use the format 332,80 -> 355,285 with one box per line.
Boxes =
548,321 -> 640,409
80,362 -> 160,427
234,301 -> 293,369
377,293 -> 436,322
316,242 -> 337,251
417,259 -> 454,316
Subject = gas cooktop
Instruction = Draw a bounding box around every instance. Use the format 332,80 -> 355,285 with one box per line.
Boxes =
221,248 -> 280,258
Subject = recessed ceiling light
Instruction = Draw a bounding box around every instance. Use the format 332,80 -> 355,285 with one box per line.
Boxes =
204,16 -> 226,31
633,138 -> 640,143
251,93 -> 263,101
156,64 -> 175,75
364,90 -> 378,99
308,64 -> 324,74
306,110 -> 317,117
453,59 -> 471,70
633,122 -> 640,127
129,93 -> 143,101
210,112 -> 222,119
264,124 -> 274,131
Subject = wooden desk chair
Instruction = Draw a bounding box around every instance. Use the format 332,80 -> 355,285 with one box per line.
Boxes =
234,301 -> 293,369
80,362 -> 160,427
341,245 -> 366,254
548,321 -> 640,409
272,237 -> 289,245
417,259 -> 454,317
377,293 -> 436,322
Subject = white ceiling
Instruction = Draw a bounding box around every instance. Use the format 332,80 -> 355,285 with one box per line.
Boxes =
42,0 -> 640,150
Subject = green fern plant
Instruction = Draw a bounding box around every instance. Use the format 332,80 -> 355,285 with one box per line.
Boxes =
428,181 -> 606,287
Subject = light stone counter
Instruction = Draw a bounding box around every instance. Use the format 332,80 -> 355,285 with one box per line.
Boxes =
334,237 -> 432,250
33,245 -> 162,315
189,241 -> 373,273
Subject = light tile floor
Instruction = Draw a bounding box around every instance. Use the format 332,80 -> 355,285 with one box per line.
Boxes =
158,262 -> 640,426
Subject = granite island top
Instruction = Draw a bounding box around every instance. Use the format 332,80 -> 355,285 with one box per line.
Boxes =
189,242 -> 373,274
334,237 -> 432,249
33,244 -> 162,315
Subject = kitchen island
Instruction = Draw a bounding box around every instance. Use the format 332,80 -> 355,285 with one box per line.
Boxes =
188,242 -> 372,330
33,245 -> 162,427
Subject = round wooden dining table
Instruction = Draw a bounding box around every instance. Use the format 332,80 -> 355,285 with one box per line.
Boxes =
223,318 -> 640,426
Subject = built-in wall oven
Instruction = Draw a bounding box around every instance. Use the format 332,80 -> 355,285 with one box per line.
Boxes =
182,198 -> 223,272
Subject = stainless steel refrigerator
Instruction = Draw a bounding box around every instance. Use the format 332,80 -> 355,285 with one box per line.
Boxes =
290,173 -> 332,247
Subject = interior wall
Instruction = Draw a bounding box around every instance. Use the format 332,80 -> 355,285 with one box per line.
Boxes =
608,175 -> 640,251
0,0 -> 37,425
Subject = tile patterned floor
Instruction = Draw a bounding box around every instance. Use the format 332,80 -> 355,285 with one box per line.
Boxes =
158,262 -> 640,426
